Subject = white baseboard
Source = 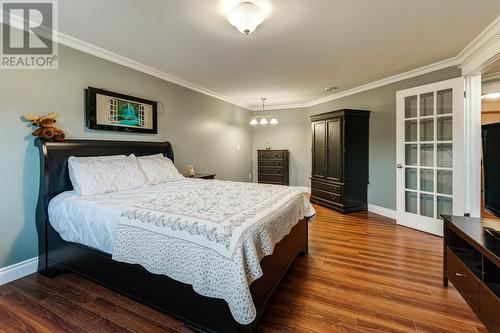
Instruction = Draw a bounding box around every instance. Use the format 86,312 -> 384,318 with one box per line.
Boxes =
368,204 -> 396,220
0,257 -> 38,286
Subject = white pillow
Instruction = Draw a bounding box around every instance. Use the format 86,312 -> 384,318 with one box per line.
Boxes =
68,154 -> 149,195
136,153 -> 184,185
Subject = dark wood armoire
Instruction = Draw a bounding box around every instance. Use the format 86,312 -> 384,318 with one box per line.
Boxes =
310,109 -> 370,213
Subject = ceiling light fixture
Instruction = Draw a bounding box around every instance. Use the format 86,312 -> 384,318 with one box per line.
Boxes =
226,1 -> 265,35
249,97 -> 278,126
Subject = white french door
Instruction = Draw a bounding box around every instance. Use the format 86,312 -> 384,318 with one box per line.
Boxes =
396,78 -> 465,236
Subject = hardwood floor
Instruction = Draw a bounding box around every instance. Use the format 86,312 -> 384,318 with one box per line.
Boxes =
0,205 -> 487,333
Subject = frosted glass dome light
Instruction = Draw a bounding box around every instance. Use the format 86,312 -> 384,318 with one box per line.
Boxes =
227,1 -> 265,35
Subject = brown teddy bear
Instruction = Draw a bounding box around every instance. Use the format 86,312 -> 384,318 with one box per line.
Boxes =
24,112 -> 66,141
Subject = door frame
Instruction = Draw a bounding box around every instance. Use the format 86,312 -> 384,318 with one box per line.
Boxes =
460,20 -> 500,217
396,77 -> 465,236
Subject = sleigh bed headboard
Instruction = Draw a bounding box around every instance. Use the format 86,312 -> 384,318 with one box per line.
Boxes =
35,138 -> 174,218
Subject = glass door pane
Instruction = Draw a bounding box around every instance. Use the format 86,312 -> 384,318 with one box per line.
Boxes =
403,89 -> 454,222
437,89 -> 452,115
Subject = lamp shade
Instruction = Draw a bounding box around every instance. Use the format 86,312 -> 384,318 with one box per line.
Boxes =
227,2 -> 265,35
259,118 -> 268,125
269,118 -> 278,125
249,118 -> 258,125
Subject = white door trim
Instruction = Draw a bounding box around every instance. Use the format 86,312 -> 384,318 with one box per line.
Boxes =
396,77 -> 465,236
464,75 -> 482,218
458,17 -> 500,218
459,16 -> 500,76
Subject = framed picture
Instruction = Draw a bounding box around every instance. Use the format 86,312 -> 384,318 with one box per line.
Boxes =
86,87 -> 158,134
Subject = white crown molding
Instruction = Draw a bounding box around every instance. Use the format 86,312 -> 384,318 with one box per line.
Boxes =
2,10 -> 499,113
261,15 -> 500,110
0,14 -> 252,108
0,257 -> 38,286
368,204 -> 396,220
56,32 -> 253,110
458,15 -> 500,75
302,57 -> 460,108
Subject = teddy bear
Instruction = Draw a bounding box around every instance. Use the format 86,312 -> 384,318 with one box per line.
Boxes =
23,112 -> 66,141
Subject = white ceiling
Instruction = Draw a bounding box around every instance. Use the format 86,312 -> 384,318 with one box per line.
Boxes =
58,0 -> 500,109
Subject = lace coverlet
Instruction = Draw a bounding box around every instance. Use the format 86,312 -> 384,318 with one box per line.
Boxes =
112,180 -> 315,324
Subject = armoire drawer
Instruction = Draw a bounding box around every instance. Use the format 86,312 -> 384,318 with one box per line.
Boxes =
258,151 -> 284,159
311,180 -> 341,195
311,188 -> 342,204
447,248 -> 480,311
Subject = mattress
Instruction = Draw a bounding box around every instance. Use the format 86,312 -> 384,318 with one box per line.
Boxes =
48,179 -> 200,254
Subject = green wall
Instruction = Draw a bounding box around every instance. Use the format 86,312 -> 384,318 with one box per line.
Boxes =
253,67 -> 462,210
0,44 -> 252,269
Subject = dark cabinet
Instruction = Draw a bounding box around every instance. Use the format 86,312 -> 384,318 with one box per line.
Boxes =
443,216 -> 500,333
310,109 -> 370,213
257,150 -> 289,185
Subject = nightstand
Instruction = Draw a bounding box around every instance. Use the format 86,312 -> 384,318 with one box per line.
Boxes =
185,173 -> 216,180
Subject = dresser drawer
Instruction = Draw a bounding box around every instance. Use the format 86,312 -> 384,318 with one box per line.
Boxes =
258,159 -> 284,167
447,248 -> 480,311
258,151 -> 284,159
311,188 -> 342,204
259,167 -> 284,175
258,174 -> 284,183
311,180 -> 341,194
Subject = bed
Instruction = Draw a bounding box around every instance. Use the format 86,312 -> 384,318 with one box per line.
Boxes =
35,138 -> 313,333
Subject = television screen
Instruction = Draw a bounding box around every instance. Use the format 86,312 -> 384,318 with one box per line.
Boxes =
482,122 -> 500,218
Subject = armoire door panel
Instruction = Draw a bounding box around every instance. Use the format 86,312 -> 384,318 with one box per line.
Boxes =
312,121 -> 326,179
326,119 -> 342,182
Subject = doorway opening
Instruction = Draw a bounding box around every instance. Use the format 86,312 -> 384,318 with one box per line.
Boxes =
480,60 -> 500,220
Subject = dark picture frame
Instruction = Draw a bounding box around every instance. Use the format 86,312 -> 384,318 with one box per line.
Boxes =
86,87 -> 158,134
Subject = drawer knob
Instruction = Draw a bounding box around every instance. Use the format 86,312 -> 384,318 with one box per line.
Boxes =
455,272 -> 466,278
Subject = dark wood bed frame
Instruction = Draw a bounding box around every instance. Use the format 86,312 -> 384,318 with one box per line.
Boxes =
35,138 -> 309,333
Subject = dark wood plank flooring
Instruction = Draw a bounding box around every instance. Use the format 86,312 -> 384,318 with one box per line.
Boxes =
0,205 -> 487,333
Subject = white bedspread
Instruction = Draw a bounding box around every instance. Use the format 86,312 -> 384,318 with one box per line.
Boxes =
48,179 -> 315,324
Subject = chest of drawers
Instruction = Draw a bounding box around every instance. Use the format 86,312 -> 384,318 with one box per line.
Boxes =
257,150 -> 289,185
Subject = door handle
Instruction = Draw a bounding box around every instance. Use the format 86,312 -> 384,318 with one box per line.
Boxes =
396,163 -> 403,169
455,272 -> 466,278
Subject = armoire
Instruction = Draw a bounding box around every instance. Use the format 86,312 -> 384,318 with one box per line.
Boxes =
310,109 -> 370,213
